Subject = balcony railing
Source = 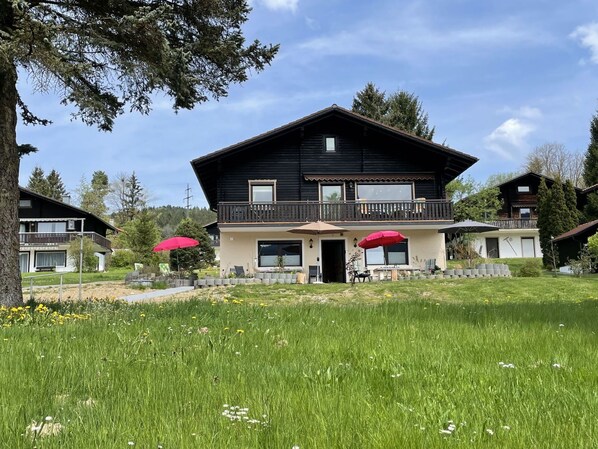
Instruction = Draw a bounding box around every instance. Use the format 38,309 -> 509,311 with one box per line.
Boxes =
486,219 -> 538,229
219,200 -> 453,224
19,232 -> 112,250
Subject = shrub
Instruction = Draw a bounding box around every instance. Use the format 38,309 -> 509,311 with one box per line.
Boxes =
518,260 -> 542,277
110,250 -> 136,268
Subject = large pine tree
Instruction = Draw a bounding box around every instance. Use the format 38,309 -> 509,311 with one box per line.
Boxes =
352,83 -> 435,140
537,178 -> 553,267
0,0 -> 277,306
564,179 -> 580,231
26,166 -> 50,196
46,169 -> 67,201
583,111 -> 598,187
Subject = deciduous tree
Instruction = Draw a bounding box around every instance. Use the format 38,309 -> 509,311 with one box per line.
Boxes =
1,0 -> 277,305
446,176 -> 502,222
525,143 -> 585,187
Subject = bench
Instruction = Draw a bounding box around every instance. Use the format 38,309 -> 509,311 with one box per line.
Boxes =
36,266 -> 56,272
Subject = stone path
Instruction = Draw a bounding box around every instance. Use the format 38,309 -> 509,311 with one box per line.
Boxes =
119,286 -> 194,302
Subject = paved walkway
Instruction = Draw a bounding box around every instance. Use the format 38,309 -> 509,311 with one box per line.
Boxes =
119,286 -> 194,302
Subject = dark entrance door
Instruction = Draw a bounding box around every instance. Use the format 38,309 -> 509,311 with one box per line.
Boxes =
321,240 -> 346,283
486,237 -> 500,258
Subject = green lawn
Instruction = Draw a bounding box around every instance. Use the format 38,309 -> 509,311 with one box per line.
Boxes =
2,277 -> 598,448
21,268 -> 130,286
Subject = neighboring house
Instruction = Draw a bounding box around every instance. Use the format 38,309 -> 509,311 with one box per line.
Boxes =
553,219 -> 598,266
473,172 -> 581,259
191,105 -> 477,282
203,221 -> 221,261
18,187 -> 116,273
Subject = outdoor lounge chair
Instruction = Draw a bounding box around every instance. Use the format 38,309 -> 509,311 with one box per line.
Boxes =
308,265 -> 322,283
233,265 -> 245,277
424,259 -> 437,274
159,263 -> 171,275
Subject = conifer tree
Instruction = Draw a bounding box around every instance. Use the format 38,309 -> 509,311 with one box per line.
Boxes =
80,170 -> 110,219
352,83 -> 435,140
171,218 -> 215,271
26,166 -> 50,196
46,169 -> 67,201
536,178 -> 553,267
584,192 -> 598,221
583,111 -> 598,187
1,0 -> 278,306
564,180 -> 580,230
352,83 -> 387,122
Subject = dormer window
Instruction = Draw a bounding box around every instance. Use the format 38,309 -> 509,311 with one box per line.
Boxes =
517,186 -> 530,193
325,136 -> 336,152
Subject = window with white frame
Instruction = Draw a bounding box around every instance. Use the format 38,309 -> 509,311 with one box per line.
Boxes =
35,251 -> 66,268
357,184 -> 413,202
37,222 -> 67,233
257,241 -> 302,267
19,199 -> 32,208
365,240 -> 409,265
249,181 -> 276,203
321,184 -> 343,202
324,136 -> 336,152
519,208 -> 531,219
517,186 -> 530,193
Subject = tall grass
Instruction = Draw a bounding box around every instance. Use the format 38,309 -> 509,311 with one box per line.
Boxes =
2,277 -> 598,448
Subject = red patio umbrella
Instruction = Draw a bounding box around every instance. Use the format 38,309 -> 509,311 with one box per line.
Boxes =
358,230 -> 405,249
153,236 -> 199,252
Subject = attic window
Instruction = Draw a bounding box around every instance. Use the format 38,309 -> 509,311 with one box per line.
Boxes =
325,137 -> 336,152
517,186 -> 530,193
19,199 -> 32,208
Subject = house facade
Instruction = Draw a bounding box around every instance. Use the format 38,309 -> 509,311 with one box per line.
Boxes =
191,105 -> 477,282
18,187 -> 115,273
474,172 -> 581,259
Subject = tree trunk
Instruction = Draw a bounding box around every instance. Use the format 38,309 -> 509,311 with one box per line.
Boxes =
0,65 -> 23,306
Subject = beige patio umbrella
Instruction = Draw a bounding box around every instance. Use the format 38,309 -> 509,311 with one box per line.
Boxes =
288,221 -> 348,236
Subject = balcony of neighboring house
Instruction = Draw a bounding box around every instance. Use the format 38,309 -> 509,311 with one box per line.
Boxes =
218,200 -> 453,224
19,232 -> 112,250
485,219 -> 539,230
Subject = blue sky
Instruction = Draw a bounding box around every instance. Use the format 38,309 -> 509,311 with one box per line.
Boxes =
17,0 -> 598,208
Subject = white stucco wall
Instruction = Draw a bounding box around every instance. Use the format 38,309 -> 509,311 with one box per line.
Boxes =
218,227 -> 446,280
473,230 -> 542,259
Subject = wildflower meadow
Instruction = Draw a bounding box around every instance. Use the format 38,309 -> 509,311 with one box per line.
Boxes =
1,276 -> 597,448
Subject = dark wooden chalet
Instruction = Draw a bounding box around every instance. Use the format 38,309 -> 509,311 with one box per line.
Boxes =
486,172 -> 582,230
191,105 -> 478,226
18,187 -> 116,272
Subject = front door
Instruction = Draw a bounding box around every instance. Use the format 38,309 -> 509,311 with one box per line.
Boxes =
486,238 -> 500,258
521,237 -> 536,257
321,240 -> 346,283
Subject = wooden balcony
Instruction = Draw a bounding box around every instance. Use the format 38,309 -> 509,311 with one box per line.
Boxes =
218,200 -> 453,224
486,219 -> 538,229
19,232 -> 112,250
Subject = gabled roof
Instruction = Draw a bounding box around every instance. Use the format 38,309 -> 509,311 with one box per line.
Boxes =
583,183 -> 598,195
191,105 -> 478,210
553,219 -> 598,242
19,186 -> 117,231
493,171 -> 582,192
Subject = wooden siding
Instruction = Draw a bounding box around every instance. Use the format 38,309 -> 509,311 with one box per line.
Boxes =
215,117 -> 448,205
218,200 -> 452,224
486,219 -> 538,229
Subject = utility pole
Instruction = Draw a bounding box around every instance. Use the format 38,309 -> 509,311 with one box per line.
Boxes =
184,184 -> 193,217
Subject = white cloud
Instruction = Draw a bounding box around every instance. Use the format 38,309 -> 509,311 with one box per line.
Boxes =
255,0 -> 298,12
296,15 -> 549,64
571,22 -> 598,64
484,118 -> 535,160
